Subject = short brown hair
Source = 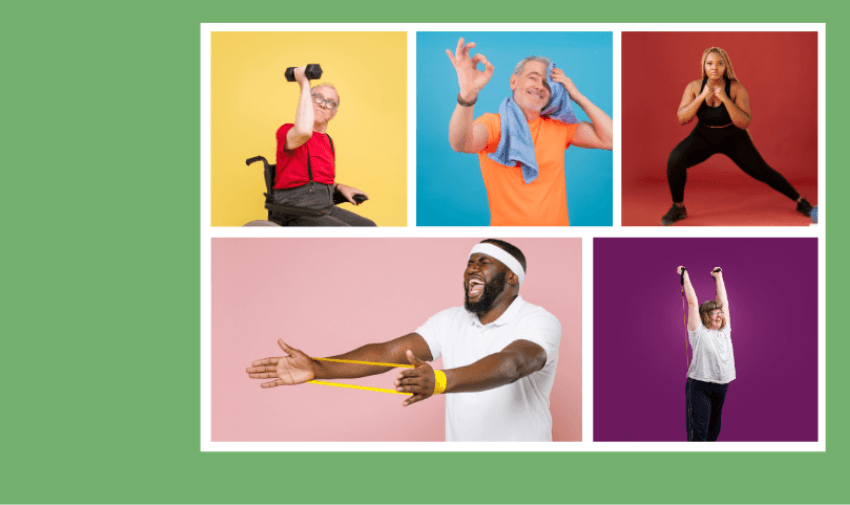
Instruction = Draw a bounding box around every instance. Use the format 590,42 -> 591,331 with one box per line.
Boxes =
699,300 -> 726,329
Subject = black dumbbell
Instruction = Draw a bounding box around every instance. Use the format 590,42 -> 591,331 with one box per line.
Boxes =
285,64 -> 323,82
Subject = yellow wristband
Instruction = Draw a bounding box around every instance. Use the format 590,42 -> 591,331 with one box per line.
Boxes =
433,370 -> 447,395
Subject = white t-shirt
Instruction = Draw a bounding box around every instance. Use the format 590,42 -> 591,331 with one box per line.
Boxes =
687,323 -> 736,384
415,296 -> 562,442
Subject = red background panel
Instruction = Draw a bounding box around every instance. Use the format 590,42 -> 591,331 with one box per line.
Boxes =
621,32 -> 818,226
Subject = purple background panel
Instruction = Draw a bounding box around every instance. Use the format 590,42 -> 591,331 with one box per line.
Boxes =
212,237 -> 582,442
593,238 -> 817,442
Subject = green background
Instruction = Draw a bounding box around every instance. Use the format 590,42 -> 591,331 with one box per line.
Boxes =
2,1 -> 844,503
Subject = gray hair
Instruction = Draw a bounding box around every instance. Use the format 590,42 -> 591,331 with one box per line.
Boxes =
311,82 -> 340,106
513,56 -> 552,76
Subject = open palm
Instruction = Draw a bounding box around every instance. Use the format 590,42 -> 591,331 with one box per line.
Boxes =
246,339 -> 316,388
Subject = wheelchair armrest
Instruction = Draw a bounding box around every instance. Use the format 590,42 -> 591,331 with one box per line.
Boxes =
332,190 -> 369,206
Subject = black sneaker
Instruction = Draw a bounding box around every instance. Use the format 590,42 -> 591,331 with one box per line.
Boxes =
661,204 -> 687,226
796,198 -> 813,217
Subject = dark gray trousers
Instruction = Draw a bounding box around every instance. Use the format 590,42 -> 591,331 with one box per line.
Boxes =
272,182 -> 376,227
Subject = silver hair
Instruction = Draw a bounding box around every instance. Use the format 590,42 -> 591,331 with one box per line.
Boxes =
311,82 -> 340,106
513,56 -> 552,76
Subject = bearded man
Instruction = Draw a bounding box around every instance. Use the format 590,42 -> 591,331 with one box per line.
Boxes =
245,239 -> 562,441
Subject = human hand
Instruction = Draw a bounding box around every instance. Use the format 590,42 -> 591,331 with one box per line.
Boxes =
292,66 -> 311,88
336,183 -> 368,205
246,339 -> 316,388
446,37 -> 494,103
712,86 -> 729,103
549,67 -> 580,98
711,267 -> 723,279
699,83 -> 713,99
677,266 -> 686,276
394,350 -> 436,406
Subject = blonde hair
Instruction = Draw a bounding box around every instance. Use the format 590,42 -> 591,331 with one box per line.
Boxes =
701,47 -> 740,83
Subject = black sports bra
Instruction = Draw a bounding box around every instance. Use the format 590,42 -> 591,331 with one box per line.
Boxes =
696,77 -> 733,127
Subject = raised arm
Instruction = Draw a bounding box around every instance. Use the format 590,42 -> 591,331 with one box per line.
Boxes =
712,267 -> 730,327
677,80 -> 710,125
549,68 -> 613,150
679,266 -> 700,331
246,333 -> 432,388
395,339 -> 547,406
446,37 -> 494,153
284,66 -> 315,151
717,82 -> 750,130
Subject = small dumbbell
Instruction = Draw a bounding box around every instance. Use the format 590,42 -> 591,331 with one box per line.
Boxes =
285,64 -> 323,82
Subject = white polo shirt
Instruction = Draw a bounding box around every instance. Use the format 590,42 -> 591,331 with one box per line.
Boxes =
415,296 -> 562,442
687,323 -> 736,384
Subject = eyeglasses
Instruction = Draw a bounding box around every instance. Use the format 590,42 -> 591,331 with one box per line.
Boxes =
709,310 -> 724,316
312,93 -> 339,110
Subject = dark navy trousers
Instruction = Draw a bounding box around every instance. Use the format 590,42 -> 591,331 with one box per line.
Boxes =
686,377 -> 729,442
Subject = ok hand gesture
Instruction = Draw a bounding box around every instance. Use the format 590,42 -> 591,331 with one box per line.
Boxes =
446,37 -> 495,103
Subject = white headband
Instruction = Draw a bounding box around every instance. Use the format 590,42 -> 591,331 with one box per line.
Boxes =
469,243 -> 526,287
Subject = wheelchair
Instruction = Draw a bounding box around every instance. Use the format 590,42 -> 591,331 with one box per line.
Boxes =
244,155 -> 365,227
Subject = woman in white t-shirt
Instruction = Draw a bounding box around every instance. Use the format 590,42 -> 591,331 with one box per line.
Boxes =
678,266 -> 735,441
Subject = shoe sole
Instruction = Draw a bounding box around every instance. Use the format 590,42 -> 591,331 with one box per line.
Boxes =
661,214 -> 687,226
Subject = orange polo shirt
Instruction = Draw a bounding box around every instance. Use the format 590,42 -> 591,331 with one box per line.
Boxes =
475,113 -> 578,226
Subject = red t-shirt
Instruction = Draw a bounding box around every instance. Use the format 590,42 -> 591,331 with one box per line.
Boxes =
274,124 -> 335,189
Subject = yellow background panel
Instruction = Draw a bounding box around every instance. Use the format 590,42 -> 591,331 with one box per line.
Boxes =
211,31 -> 407,226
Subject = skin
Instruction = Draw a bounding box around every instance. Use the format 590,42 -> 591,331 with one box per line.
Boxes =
246,242 -> 547,407
670,51 -> 805,207
676,51 -> 751,130
446,37 -> 613,154
283,66 -> 367,206
677,266 -> 730,332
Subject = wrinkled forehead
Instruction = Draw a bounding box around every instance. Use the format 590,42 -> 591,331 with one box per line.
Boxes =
312,85 -> 339,101
468,252 -> 505,268
519,59 -> 548,76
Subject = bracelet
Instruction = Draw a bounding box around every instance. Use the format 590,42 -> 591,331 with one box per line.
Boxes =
433,370 -> 447,395
457,93 -> 477,107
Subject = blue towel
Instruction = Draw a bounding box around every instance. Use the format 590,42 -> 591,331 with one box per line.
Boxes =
488,62 -> 579,184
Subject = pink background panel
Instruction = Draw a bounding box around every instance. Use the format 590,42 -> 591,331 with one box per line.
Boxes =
211,238 -> 582,442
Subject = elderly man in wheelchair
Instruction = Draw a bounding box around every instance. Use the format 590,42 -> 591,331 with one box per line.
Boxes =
247,65 -> 375,227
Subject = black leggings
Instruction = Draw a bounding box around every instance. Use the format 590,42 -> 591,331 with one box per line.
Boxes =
667,124 -> 800,203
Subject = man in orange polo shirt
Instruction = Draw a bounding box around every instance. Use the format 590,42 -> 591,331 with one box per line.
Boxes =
447,38 -> 613,226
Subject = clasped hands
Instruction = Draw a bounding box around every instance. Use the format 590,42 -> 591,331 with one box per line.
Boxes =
245,340 -> 439,406
701,83 -> 729,103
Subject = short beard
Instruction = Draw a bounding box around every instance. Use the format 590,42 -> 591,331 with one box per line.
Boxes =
464,270 -> 507,314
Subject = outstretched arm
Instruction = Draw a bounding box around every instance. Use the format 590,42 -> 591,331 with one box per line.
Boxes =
447,37 -> 494,153
395,339 -> 547,406
679,266 -> 700,331
246,333 -> 432,388
549,68 -> 613,150
285,66 -> 315,151
712,267 -> 730,327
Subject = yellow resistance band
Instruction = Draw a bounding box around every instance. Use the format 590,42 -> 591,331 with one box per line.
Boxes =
307,357 -> 414,395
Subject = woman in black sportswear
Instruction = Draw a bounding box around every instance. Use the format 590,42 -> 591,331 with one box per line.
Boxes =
661,47 -> 812,225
